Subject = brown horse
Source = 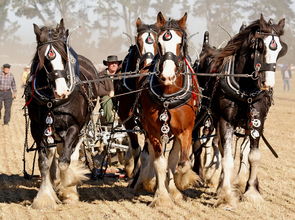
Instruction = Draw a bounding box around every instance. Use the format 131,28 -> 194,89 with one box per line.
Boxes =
114,18 -> 159,178
136,12 -> 200,206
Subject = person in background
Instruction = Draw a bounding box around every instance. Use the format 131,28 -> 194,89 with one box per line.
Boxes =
0,64 -> 17,125
98,55 -> 122,124
22,65 -> 31,88
281,63 -> 292,91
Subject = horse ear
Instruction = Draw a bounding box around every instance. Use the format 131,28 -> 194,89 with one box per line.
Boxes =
178,12 -> 187,29
59,18 -> 65,31
156,11 -> 166,28
33,24 -> 41,37
259,14 -> 267,30
136,17 -> 142,29
278,18 -> 285,30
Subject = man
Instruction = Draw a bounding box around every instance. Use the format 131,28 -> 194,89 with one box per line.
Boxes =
21,65 -> 30,88
0,64 -> 17,125
98,55 -> 122,124
281,63 -> 292,91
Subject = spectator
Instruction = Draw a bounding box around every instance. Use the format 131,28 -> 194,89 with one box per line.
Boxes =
0,64 -> 17,125
281,64 -> 292,91
21,65 -> 31,88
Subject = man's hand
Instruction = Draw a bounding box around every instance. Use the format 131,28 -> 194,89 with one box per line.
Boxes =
13,93 -> 16,99
109,90 -> 114,97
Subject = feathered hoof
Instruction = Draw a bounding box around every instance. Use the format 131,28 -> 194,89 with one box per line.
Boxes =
169,187 -> 183,202
174,167 -> 201,191
32,191 -> 60,210
58,186 -> 79,204
215,189 -> 238,210
149,193 -> 174,208
142,178 -> 156,193
243,187 -> 264,203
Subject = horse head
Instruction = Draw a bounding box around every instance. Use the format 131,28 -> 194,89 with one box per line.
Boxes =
211,14 -> 287,95
155,12 -> 188,86
135,17 -> 159,68
33,19 -> 71,99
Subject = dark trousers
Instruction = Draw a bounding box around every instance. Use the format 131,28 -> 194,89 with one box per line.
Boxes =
0,91 -> 13,124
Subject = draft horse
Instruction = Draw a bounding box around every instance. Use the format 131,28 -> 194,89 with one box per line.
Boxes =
114,17 -> 159,178
26,19 -> 100,209
198,15 -> 287,208
137,12 -> 200,206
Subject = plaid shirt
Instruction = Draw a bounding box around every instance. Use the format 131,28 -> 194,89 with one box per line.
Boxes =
0,71 -> 17,92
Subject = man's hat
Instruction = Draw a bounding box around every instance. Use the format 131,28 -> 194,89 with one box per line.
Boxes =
103,55 -> 122,66
24,65 -> 30,69
2,63 -> 11,68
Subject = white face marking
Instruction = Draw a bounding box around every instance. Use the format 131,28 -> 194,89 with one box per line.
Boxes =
158,30 -> 182,85
45,45 -> 69,98
141,32 -> 155,64
263,35 -> 282,87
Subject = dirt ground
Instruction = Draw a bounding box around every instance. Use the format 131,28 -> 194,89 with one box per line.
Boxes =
0,75 -> 295,220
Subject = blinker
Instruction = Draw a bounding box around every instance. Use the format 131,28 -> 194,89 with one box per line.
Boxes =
145,33 -> 154,44
269,35 -> 277,50
46,45 -> 56,60
163,30 -> 172,41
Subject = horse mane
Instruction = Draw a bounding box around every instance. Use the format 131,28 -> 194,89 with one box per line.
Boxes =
137,23 -> 159,34
212,19 -> 261,69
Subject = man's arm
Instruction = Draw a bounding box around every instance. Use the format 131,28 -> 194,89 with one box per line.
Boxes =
11,76 -> 17,98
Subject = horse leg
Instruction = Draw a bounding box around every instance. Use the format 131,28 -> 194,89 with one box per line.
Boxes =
243,104 -> 267,203
174,131 -> 199,191
131,140 -> 156,193
32,147 -> 61,209
235,136 -> 250,192
125,132 -> 141,178
58,125 -> 88,204
216,118 -> 238,209
150,151 -> 173,207
167,138 -> 183,201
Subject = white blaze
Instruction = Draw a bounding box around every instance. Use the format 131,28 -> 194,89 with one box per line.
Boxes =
141,32 -> 155,64
158,30 -> 182,84
45,45 -> 69,97
263,36 -> 282,87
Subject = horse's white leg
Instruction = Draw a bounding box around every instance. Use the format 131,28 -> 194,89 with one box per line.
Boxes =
235,136 -> 250,191
32,148 -> 61,209
167,138 -> 183,201
58,127 -> 88,204
243,148 -> 263,202
133,140 -> 156,193
216,120 -> 237,209
150,154 -> 173,207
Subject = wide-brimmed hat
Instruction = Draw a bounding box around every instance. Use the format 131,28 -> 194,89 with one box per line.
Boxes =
2,63 -> 11,68
24,65 -> 30,69
103,55 -> 122,66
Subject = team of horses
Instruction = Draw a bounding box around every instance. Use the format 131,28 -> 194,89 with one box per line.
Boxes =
25,12 -> 287,210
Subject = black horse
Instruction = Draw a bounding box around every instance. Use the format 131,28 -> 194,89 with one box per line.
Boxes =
196,15 -> 287,209
26,19 -> 100,209
114,18 -> 159,178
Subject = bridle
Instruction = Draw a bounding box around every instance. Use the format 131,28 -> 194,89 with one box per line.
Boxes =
136,27 -> 159,68
156,25 -> 187,76
251,30 -> 280,80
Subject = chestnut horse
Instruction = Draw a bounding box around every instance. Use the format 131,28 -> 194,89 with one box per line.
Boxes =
136,12 -> 200,206
114,18 -> 159,177
198,15 -> 287,209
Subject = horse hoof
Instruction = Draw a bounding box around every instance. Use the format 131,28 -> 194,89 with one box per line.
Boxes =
32,193 -> 58,210
243,188 -> 264,203
149,194 -> 174,207
215,188 -> 238,209
59,162 -> 69,171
